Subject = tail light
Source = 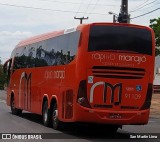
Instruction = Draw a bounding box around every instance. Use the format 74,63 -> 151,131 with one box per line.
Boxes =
141,83 -> 153,110
77,80 -> 91,108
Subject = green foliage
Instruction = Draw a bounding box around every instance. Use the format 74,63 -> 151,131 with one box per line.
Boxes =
149,17 -> 160,56
155,48 -> 160,56
0,61 -> 6,90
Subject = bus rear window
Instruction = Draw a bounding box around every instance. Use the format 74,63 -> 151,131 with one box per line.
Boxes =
88,25 -> 152,55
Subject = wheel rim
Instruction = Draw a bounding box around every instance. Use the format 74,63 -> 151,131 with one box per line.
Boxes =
11,98 -> 15,110
43,105 -> 48,122
53,108 -> 58,126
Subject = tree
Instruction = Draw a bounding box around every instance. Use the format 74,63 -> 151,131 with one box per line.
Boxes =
0,59 -> 6,90
149,17 -> 160,56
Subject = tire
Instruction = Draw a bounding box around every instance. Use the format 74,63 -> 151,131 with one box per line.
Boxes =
42,101 -> 51,127
10,96 -> 22,115
101,125 -> 120,133
51,103 -> 63,130
108,125 -> 119,133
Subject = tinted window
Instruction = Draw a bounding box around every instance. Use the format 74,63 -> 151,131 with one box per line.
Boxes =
88,26 -> 152,55
13,31 -> 80,69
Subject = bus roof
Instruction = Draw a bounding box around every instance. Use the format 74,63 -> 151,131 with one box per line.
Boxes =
16,30 -> 64,48
15,22 -> 151,48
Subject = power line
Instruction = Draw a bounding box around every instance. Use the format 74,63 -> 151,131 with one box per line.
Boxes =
130,0 -> 157,13
0,3 -> 74,13
74,0 -> 84,17
83,0 -> 93,16
129,0 -> 150,12
88,0 -> 99,15
0,3 -> 109,16
132,2 -> 160,13
131,8 -> 160,19
25,0 -> 118,7
130,0 -> 159,13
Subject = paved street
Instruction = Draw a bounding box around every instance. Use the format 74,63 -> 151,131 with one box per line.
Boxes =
0,90 -> 159,142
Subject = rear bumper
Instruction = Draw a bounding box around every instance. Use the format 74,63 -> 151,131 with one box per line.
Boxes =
74,104 -> 150,125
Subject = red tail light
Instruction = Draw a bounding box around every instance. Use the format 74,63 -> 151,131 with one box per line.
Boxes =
77,80 -> 91,108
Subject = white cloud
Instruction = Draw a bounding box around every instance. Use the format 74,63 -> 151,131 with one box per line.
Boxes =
0,31 -> 33,63
0,31 -> 32,37
0,0 -> 159,63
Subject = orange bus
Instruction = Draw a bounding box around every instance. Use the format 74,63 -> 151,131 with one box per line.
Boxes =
4,23 -> 155,131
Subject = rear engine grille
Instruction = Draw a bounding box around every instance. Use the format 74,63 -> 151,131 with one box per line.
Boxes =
92,66 -> 145,79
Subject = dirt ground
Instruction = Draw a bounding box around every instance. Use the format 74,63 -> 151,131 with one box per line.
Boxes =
150,94 -> 160,119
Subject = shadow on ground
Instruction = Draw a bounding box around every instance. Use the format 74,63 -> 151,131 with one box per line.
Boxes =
14,112 -> 131,140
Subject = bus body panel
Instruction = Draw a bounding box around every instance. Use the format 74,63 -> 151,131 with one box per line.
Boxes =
73,23 -> 154,124
5,23 -> 155,125
8,64 -> 77,115
74,104 -> 150,125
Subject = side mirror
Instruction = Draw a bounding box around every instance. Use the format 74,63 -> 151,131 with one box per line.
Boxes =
3,60 -> 9,74
3,58 -> 12,86
3,58 -> 12,74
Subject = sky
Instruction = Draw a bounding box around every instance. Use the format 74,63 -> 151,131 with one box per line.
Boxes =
0,0 -> 160,63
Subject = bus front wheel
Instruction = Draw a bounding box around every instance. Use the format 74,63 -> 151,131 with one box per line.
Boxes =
10,96 -> 22,115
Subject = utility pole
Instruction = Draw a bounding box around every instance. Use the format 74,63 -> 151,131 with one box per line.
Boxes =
74,17 -> 89,24
118,0 -> 130,23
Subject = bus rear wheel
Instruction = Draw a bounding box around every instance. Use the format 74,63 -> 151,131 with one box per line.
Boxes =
10,96 -> 22,115
101,125 -> 120,133
42,101 -> 51,127
51,103 -> 63,130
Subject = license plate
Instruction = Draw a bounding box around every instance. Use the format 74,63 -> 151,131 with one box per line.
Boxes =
109,113 -> 122,119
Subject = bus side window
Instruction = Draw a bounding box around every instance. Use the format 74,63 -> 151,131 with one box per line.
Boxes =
3,58 -> 12,86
